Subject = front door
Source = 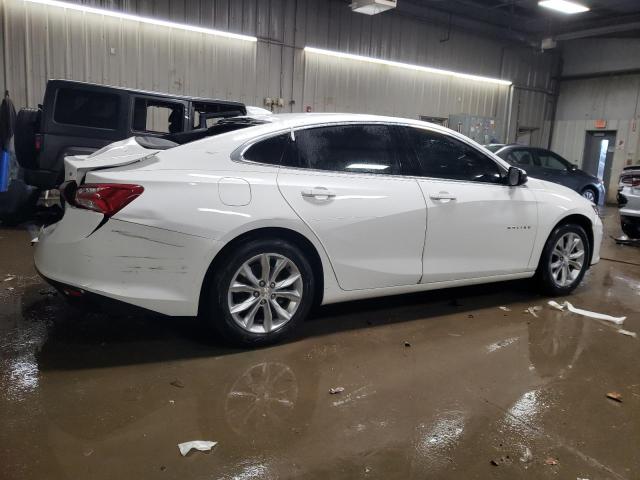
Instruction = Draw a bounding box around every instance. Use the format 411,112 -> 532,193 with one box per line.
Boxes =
277,123 -> 427,291
400,126 -> 538,283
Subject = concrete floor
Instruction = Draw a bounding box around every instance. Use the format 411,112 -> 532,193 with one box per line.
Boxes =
0,208 -> 638,480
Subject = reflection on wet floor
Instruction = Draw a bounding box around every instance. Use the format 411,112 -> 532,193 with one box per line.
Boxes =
0,209 -> 638,479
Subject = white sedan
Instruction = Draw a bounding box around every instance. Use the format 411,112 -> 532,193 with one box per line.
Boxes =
35,113 -> 603,346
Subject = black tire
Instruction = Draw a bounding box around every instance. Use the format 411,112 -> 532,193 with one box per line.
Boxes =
204,238 -> 315,347
0,180 -> 40,226
537,223 -> 590,296
14,108 -> 41,170
580,186 -> 598,204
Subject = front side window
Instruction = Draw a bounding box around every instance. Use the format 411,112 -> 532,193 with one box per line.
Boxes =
406,128 -> 503,183
133,98 -> 184,134
537,151 -> 568,171
506,149 -> 534,167
286,124 -> 402,175
243,133 -> 289,165
54,88 -> 119,129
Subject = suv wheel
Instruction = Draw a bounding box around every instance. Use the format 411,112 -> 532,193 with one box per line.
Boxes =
537,223 -> 590,296
205,238 -> 315,347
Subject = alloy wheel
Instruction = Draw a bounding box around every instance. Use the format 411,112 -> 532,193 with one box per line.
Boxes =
582,189 -> 595,202
227,253 -> 303,334
549,232 -> 585,287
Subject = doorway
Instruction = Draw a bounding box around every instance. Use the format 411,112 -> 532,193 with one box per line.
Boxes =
583,131 -> 616,191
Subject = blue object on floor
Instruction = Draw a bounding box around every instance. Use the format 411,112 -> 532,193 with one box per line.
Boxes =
0,150 -> 10,192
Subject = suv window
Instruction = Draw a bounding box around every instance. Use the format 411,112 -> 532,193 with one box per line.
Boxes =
537,151 -> 568,171
506,149 -> 534,167
133,98 -> 184,134
407,128 -> 503,183
243,134 -> 289,165
286,124 -> 402,175
54,88 -> 120,129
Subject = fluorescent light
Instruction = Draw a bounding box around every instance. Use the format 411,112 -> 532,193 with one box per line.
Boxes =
23,0 -> 257,42
304,46 -> 512,86
538,0 -> 589,14
346,164 -> 390,170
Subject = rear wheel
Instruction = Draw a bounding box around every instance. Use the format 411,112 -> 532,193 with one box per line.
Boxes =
205,238 -> 315,347
580,186 -> 597,204
621,216 -> 640,239
537,223 -> 590,296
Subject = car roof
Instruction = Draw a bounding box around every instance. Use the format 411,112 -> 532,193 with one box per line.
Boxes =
47,79 -> 245,107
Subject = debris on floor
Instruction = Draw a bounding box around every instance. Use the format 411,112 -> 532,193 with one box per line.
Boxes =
490,455 -> 512,466
404,341 -> 411,347
524,306 -> 542,317
617,329 -> 637,338
178,440 -> 217,456
170,380 -> 185,388
329,387 -> 345,394
519,447 -> 533,463
606,392 -> 623,403
544,457 -> 559,466
3,275 -> 15,282
547,300 -> 626,325
499,306 -> 511,312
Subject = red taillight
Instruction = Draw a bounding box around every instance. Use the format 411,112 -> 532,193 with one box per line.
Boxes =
34,133 -> 43,153
621,175 -> 640,187
74,183 -> 144,217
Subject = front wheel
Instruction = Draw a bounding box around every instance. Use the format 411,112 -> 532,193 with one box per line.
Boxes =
205,238 -> 315,347
581,187 -> 597,204
537,224 -> 590,296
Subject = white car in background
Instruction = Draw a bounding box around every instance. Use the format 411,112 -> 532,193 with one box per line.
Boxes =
34,114 -> 603,346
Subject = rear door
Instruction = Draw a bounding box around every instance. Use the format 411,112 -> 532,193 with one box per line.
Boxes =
277,123 -> 427,290
399,126 -> 538,283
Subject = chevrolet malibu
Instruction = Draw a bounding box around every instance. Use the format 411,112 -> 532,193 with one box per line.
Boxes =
34,114 -> 603,346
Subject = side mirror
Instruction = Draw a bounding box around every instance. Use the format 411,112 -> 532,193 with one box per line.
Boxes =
507,166 -> 528,186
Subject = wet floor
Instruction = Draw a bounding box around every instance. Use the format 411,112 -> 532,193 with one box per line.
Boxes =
1,208 -> 638,479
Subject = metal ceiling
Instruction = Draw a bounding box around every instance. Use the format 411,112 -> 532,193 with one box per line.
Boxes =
397,0 -> 640,41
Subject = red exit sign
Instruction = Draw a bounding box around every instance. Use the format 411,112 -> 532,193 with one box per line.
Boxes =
594,119 -> 607,129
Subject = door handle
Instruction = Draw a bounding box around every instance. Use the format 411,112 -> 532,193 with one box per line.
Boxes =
429,192 -> 456,202
301,187 -> 336,199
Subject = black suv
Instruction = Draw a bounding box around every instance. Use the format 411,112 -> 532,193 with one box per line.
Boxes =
5,80 -> 246,223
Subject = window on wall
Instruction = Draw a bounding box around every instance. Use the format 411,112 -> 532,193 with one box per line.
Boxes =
133,98 -> 184,134
54,88 -> 120,129
405,127 -> 503,183
284,124 -> 402,175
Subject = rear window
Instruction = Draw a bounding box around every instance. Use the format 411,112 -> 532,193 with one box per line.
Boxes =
133,98 -> 184,134
243,134 -> 289,165
54,88 -> 120,129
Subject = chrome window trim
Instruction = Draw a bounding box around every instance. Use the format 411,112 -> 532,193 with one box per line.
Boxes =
231,120 -> 519,188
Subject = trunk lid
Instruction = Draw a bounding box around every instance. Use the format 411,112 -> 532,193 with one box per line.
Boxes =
64,137 -> 158,184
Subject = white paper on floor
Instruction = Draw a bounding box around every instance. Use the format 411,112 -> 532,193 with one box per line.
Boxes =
547,301 -> 626,325
617,329 -> 637,338
178,440 -> 217,456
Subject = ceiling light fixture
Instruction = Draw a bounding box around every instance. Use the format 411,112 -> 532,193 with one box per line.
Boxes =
538,0 -> 590,14
304,46 -> 512,86
23,0 -> 258,42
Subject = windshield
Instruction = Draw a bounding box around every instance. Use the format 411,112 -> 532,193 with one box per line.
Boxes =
164,117 -> 270,145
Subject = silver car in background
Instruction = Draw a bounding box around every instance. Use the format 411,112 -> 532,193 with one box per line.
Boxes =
618,166 -> 640,239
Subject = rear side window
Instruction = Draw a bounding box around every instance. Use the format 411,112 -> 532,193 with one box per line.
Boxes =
507,149 -> 534,167
133,98 -> 184,134
406,128 -> 502,183
243,134 -> 289,165
286,124 -> 402,175
54,88 -> 119,129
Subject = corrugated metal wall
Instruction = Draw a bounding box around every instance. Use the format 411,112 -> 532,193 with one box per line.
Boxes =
1,0 -> 558,144
550,74 -> 640,202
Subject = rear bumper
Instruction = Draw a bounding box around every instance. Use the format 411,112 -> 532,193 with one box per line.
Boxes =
34,207 -> 222,316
